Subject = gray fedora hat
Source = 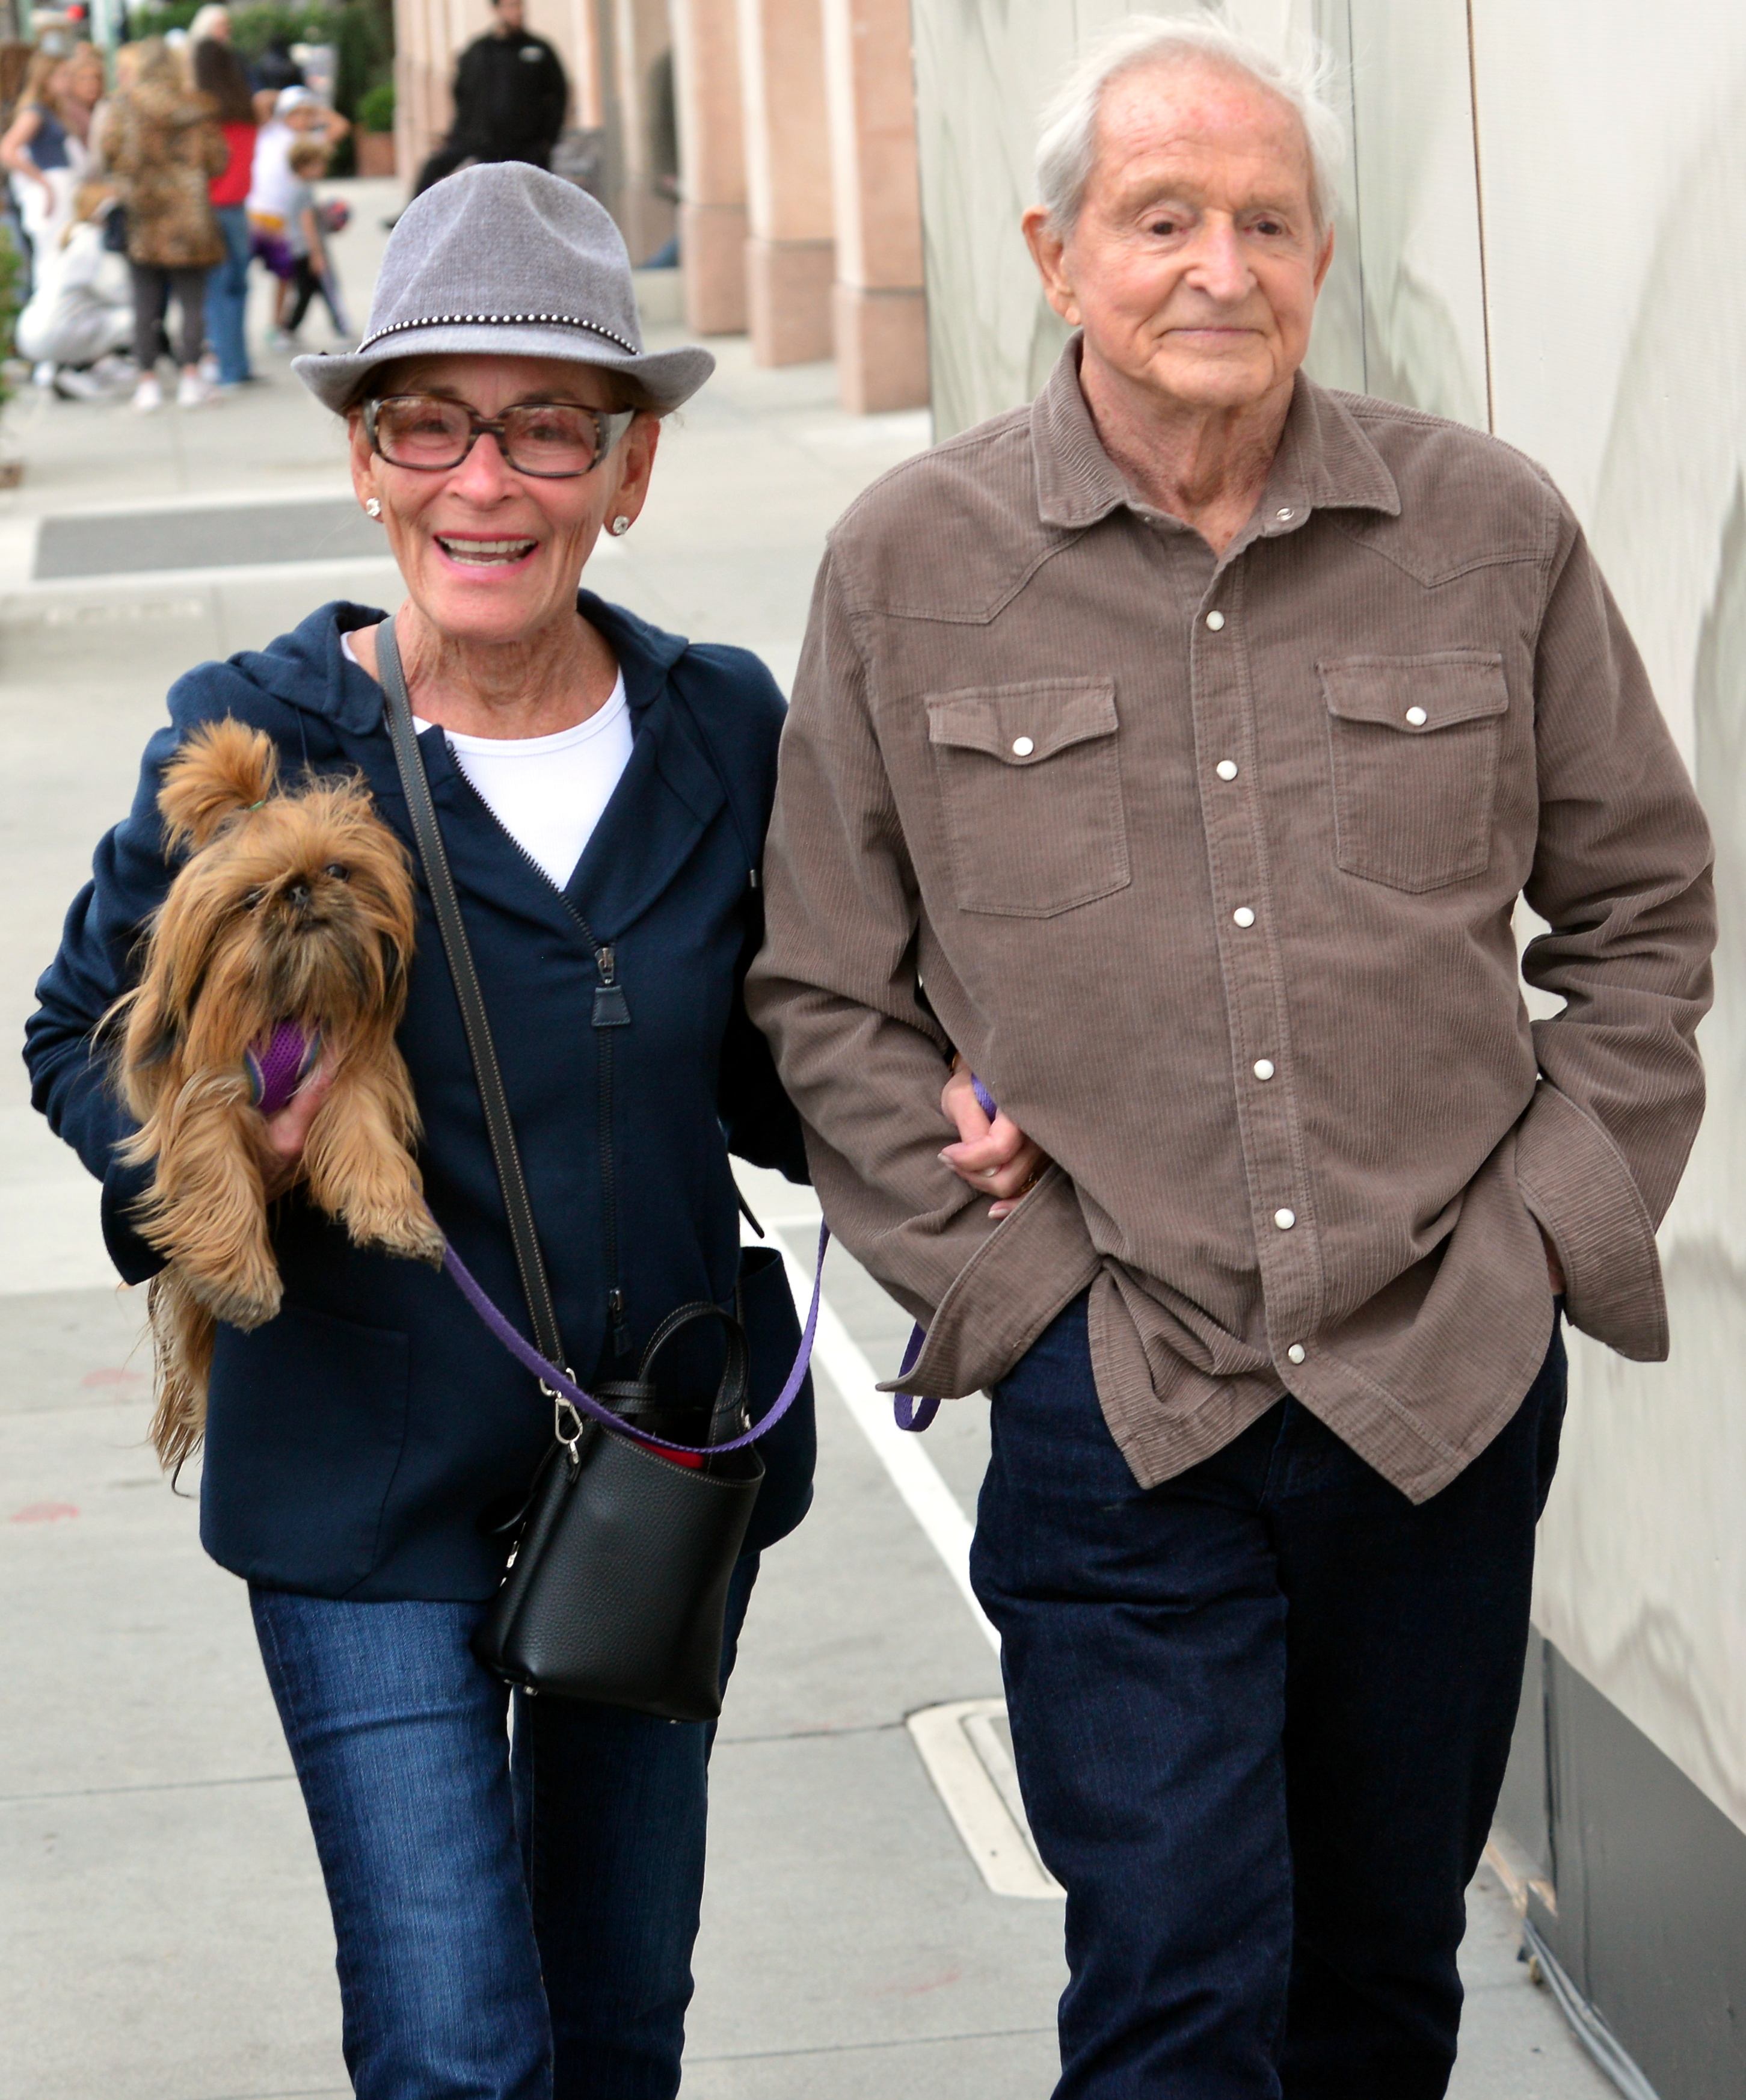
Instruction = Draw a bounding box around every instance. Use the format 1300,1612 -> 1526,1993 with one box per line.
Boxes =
293,162 -> 714,414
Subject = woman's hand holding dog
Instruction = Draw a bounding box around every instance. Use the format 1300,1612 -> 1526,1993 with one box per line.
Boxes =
259,1064 -> 336,1200
939,1057 -> 1051,1219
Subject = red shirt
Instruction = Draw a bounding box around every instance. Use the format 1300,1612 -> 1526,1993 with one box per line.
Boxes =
209,120 -> 257,208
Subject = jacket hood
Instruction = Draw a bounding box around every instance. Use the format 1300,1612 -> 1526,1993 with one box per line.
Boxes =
203,594 -> 694,739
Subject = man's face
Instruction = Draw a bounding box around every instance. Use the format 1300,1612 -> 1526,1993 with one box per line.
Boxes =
493,0 -> 526,32
1027,59 -> 1332,419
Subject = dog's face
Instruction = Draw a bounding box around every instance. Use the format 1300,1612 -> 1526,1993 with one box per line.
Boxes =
112,719 -> 420,1122
164,784 -> 417,1038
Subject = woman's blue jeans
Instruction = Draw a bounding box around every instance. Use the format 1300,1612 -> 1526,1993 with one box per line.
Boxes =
206,203 -> 252,383
250,1555 -> 758,2100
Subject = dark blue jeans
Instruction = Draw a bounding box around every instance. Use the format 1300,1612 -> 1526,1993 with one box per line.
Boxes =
251,1556 -> 757,2100
971,1299 -> 1566,2100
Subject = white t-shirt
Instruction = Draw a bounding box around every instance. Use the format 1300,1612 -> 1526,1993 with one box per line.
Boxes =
246,119 -> 299,221
341,631 -> 634,891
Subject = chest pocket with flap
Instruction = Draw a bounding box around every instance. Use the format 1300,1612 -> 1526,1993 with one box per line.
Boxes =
926,679 -> 1130,918
1318,653 -> 1510,893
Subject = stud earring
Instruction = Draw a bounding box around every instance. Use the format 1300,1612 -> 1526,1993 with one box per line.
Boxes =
610,516 -> 631,536
365,497 -> 382,520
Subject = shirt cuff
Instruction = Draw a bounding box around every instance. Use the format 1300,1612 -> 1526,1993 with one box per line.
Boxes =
876,1165 -> 1102,1398
1515,1081 -> 1667,1362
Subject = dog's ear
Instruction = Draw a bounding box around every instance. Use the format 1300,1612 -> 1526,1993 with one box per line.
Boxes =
159,720 -> 280,855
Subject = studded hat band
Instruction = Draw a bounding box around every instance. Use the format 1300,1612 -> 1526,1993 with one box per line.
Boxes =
356,311 -> 642,358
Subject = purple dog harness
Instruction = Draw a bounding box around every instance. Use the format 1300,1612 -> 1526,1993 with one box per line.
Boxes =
245,1022 -> 322,1118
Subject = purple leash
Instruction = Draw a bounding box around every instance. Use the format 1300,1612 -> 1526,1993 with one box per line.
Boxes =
443,1222 -> 828,1459
444,1075 -> 1003,1446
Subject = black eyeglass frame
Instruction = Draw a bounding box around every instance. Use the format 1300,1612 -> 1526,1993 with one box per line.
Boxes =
363,395 -> 638,479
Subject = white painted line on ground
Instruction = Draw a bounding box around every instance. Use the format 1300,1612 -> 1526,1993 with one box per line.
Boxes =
906,1699 -> 1061,1900
772,1232 -> 1000,1656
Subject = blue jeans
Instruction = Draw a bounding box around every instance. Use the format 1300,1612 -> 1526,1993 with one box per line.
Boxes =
971,1298 -> 1566,2100
251,1556 -> 758,2100
206,203 -> 252,384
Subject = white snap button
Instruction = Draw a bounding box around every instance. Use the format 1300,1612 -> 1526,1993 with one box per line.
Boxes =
1205,610 -> 1226,630
1253,1059 -> 1274,1080
1405,706 -> 1428,727
1232,906 -> 1255,928
1011,736 -> 1034,757
1274,1207 -> 1296,1230
1276,507 -> 1294,521
1216,759 -> 1239,781
1286,1343 -> 1306,1365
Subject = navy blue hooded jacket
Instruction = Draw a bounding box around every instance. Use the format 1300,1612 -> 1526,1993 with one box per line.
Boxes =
24,596 -> 814,1600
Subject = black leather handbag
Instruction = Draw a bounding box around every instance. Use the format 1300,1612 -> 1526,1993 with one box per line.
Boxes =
379,623 -> 802,1722
472,1301 -> 765,1719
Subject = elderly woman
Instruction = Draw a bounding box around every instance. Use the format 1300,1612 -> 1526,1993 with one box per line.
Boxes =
25,164 -> 813,2100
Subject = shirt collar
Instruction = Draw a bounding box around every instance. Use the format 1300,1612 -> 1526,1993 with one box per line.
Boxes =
1031,335 -> 1401,534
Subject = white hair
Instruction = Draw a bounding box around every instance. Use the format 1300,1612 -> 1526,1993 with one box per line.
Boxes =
1036,13 -> 1346,234
188,3 -> 231,42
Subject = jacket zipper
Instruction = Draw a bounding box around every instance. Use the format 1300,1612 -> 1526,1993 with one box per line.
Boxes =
440,760 -> 634,1357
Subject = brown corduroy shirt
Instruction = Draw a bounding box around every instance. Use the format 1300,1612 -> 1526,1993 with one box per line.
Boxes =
747,346 -> 1716,1501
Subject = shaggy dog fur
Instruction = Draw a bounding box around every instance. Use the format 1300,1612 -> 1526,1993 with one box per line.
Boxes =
107,719 -> 443,1471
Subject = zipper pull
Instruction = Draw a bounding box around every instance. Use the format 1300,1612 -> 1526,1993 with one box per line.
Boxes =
607,1287 -> 631,1357
592,944 -> 632,1027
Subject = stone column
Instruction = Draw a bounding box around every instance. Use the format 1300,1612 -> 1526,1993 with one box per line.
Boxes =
820,0 -> 928,410
736,0 -> 835,365
670,0 -> 748,332
566,0 -> 606,128
604,0 -> 676,266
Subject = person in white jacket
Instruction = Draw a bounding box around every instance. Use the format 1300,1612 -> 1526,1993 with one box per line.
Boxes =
14,183 -> 135,398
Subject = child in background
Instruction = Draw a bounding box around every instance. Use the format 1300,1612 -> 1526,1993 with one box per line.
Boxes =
280,135 -> 349,342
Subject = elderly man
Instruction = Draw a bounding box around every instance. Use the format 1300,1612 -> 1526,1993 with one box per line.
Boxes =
749,17 -> 1715,2098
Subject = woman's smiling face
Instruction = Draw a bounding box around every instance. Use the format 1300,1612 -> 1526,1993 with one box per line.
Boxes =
348,354 -> 659,649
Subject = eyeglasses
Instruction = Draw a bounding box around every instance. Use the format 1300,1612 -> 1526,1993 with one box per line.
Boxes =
363,394 -> 636,479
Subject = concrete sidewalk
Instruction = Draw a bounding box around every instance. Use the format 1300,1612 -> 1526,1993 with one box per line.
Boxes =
0,180 -> 1613,2099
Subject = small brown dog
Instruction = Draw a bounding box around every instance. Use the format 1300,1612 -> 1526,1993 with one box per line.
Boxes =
108,718 -> 443,1469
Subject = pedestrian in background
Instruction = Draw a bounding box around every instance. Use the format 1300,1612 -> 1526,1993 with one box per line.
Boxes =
278,136 -> 348,343
102,37 -> 225,411
13,179 -> 134,396
411,0 -> 567,197
1,42 -> 102,288
248,83 -> 347,343
192,35 -> 257,389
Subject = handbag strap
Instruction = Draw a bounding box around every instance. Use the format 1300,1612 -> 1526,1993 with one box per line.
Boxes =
443,1227 -> 825,1458
375,615 -> 567,1373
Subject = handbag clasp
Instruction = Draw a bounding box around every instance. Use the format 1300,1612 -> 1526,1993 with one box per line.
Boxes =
545,1378 -> 585,1450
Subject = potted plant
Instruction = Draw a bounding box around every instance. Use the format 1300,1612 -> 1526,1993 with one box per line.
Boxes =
355,78 -> 395,177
